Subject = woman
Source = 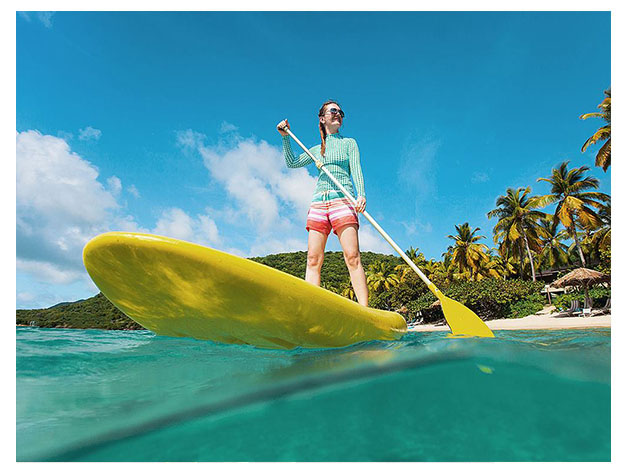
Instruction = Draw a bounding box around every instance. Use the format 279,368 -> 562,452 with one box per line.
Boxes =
277,100 -> 369,306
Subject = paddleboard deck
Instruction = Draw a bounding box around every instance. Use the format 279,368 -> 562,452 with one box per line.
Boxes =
83,232 -> 407,349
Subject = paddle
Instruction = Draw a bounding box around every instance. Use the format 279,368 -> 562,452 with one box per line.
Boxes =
281,126 -> 495,338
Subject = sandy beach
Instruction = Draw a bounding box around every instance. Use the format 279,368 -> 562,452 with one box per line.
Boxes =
408,306 -> 611,332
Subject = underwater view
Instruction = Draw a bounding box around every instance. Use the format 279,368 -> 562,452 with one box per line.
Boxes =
16,327 -> 610,462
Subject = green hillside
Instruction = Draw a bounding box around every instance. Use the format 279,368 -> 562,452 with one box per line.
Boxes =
16,292 -> 144,330
250,250 -> 402,291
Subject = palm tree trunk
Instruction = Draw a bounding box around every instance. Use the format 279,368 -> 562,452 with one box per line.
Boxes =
517,241 -> 525,278
522,232 -> 537,281
570,218 -> 587,267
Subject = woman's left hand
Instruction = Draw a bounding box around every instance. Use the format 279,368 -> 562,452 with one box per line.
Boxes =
355,196 -> 366,213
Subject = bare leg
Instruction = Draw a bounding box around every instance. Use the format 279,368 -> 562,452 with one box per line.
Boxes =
337,224 -> 369,306
305,229 -> 328,286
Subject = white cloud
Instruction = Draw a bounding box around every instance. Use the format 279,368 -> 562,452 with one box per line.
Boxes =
175,129 -> 205,150
16,289 -> 57,310
17,259 -> 84,285
37,12 -> 55,28
57,130 -> 73,141
400,220 -> 433,236
248,237 -> 307,258
107,176 -> 122,196
223,246 -> 247,258
113,214 -> 149,234
16,275 -> 101,310
220,121 -> 239,134
421,222 -> 433,233
18,12 -> 54,28
358,224 -> 392,253
153,208 -> 220,247
127,184 -> 140,198
153,208 -> 195,241
197,215 -> 220,245
16,291 -> 36,304
180,131 -> 316,233
471,171 -> 490,183
78,126 -> 102,141
397,134 -> 440,203
16,130 -> 140,286
17,130 -> 117,227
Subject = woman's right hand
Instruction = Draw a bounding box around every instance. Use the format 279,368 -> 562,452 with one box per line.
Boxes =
277,119 -> 290,136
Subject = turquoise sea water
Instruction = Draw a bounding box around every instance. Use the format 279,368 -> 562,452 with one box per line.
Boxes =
16,327 -> 610,462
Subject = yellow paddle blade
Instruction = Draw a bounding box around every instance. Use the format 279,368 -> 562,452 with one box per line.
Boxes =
438,292 -> 495,338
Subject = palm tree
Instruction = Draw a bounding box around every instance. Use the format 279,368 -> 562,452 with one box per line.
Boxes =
394,264 -> 412,283
482,247 -> 515,279
446,223 -> 490,280
422,259 -> 441,281
536,215 -> 570,271
472,254 -> 502,281
579,201 -> 611,264
589,201 -> 611,251
366,261 -> 400,293
437,251 -> 459,285
580,88 -> 611,171
487,187 -> 548,281
491,253 -> 517,279
537,161 -> 610,267
395,247 -> 426,283
340,281 -> 356,302
405,246 -> 425,262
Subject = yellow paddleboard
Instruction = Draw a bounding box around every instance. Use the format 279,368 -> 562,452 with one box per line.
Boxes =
83,232 -> 407,350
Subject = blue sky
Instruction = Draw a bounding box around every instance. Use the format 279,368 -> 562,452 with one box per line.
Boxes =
16,11 -> 611,308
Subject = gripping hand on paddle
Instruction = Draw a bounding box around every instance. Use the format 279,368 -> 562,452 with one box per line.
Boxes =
355,196 -> 366,213
277,119 -> 290,136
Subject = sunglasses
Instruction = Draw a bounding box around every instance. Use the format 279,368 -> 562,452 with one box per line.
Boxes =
325,107 -> 345,118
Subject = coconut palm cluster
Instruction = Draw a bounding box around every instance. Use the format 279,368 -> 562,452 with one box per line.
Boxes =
356,88 -> 611,309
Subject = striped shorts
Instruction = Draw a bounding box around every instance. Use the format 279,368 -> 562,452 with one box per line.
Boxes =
306,198 -> 359,236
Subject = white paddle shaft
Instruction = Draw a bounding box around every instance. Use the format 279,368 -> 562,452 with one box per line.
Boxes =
284,128 -> 436,292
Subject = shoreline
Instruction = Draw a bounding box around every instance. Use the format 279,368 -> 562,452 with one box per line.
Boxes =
18,307 -> 612,333
408,308 -> 611,332
16,325 -> 141,331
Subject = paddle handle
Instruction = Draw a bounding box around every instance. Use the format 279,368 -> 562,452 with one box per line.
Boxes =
283,127 -> 440,296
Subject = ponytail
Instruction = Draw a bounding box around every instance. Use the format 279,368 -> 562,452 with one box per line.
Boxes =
319,121 -> 327,157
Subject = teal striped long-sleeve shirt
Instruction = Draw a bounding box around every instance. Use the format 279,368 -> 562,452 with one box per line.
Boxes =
281,132 -> 366,203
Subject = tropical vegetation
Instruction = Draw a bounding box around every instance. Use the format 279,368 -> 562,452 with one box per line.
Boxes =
553,287 -> 611,311
536,162 -> 610,267
445,223 -> 490,281
487,187 -> 547,281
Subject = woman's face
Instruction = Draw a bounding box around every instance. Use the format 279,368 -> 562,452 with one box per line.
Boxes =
320,103 -> 343,130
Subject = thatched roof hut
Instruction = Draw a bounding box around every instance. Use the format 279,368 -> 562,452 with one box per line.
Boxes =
552,268 -> 610,304
553,268 -> 610,288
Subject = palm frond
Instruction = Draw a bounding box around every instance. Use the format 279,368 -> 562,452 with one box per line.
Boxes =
579,112 -> 604,120
596,139 -> 611,171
